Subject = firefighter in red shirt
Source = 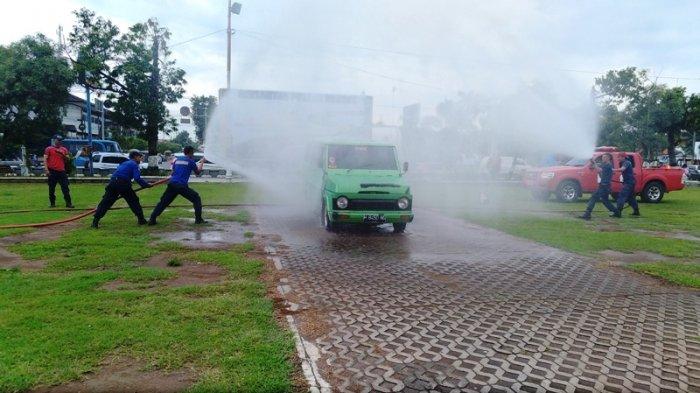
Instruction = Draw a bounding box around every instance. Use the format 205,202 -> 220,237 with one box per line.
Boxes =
43,135 -> 74,208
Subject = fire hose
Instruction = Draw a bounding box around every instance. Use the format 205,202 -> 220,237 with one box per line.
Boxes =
0,177 -> 171,229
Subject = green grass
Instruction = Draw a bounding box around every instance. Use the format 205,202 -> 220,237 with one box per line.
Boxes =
0,182 -> 259,233
448,185 -> 700,286
0,183 -> 295,392
628,262 -> 700,288
465,215 -> 700,258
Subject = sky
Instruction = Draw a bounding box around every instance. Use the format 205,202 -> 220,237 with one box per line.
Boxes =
2,0 -> 700,125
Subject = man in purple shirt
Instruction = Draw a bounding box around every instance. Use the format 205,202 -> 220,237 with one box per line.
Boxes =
148,146 -> 206,225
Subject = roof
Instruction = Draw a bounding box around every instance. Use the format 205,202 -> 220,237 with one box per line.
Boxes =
322,140 -> 397,147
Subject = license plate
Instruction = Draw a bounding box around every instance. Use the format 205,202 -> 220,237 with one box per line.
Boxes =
363,214 -> 385,223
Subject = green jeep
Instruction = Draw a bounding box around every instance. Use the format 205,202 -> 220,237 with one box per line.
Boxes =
315,142 -> 414,233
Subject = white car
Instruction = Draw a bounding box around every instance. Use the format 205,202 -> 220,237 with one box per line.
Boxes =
170,153 -> 227,177
90,153 -> 147,176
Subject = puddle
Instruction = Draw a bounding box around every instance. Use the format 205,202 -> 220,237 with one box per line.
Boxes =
31,356 -> 195,393
158,220 -> 247,249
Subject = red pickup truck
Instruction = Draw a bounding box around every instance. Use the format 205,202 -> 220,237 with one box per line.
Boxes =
524,147 -> 685,203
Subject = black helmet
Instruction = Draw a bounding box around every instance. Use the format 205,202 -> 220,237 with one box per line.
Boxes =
53,134 -> 64,141
128,149 -> 143,159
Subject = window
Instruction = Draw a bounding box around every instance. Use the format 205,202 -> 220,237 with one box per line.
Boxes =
565,158 -> 588,167
102,156 -> 128,164
327,145 -> 398,170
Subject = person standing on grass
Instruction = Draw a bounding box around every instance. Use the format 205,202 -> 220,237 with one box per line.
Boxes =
148,146 -> 207,225
92,150 -> 152,228
44,135 -> 74,209
578,153 -> 619,220
615,155 -> 640,217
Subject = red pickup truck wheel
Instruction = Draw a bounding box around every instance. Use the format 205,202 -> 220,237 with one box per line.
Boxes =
642,181 -> 665,203
555,180 -> 581,203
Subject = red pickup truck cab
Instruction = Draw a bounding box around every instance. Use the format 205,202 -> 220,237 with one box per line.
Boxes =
524,147 -> 685,203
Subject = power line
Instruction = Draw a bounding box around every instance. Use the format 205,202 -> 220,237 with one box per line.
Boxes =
238,31 -> 448,91
236,28 -> 700,82
170,29 -> 226,48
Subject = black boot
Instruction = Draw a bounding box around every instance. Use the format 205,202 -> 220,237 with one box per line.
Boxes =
91,218 -> 99,229
66,203 -> 75,209
137,218 -> 148,225
147,219 -> 157,226
631,210 -> 640,216
194,218 -> 208,224
577,213 -> 591,220
49,203 -> 56,208
611,210 -> 621,218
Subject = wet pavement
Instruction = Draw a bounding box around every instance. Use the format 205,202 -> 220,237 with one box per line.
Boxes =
256,208 -> 699,393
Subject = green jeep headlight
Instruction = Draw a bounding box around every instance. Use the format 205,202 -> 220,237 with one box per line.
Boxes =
398,197 -> 410,210
336,196 -> 349,209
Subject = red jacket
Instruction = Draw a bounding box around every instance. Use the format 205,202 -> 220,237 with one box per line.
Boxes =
45,146 -> 68,172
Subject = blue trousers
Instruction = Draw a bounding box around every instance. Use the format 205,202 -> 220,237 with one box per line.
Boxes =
616,182 -> 639,212
585,185 -> 617,214
150,183 -> 202,222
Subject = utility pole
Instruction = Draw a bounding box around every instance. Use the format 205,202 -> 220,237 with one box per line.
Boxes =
226,2 -> 242,91
227,0 -> 232,90
86,83 -> 94,176
100,101 -> 106,140
147,30 -> 161,165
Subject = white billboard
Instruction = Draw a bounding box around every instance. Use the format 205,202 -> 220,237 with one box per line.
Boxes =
222,89 -> 372,139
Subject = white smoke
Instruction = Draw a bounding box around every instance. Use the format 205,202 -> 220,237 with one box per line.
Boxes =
204,0 -> 599,211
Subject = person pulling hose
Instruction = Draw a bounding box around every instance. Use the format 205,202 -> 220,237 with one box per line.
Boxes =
148,146 -> 207,225
92,150 -> 153,228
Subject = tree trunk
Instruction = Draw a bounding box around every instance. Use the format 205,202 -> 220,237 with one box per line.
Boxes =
667,130 -> 677,166
146,125 -> 158,156
146,33 -> 161,160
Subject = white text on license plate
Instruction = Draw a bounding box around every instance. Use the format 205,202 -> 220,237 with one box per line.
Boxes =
363,214 -> 385,223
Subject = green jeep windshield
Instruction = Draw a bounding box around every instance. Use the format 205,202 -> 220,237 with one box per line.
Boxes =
328,145 -> 397,170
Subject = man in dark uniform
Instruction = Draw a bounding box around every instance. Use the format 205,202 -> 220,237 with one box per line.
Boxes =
43,135 -> 74,208
148,146 -> 206,225
92,150 -> 152,228
578,153 -> 619,220
616,155 -> 640,216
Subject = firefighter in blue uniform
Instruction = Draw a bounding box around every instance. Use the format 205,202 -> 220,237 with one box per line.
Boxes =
92,150 -> 152,228
578,153 -> 619,220
615,155 -> 640,216
148,146 -> 207,225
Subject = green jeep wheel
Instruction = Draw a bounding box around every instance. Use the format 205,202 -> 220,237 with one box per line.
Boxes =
322,202 -> 336,232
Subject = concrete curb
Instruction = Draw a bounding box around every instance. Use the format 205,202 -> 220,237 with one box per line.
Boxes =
264,245 -> 332,393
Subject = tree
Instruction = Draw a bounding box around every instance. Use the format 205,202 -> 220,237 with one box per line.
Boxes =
157,140 -> 182,154
594,67 -> 699,165
113,135 -> 147,151
68,9 -> 186,158
171,130 -> 196,148
190,95 -> 216,143
0,35 -> 74,157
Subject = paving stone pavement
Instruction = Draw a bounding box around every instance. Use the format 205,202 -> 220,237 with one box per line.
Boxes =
256,208 -> 700,393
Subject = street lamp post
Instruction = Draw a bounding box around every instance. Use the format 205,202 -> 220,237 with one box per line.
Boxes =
85,82 -> 94,176
227,1 -> 242,90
